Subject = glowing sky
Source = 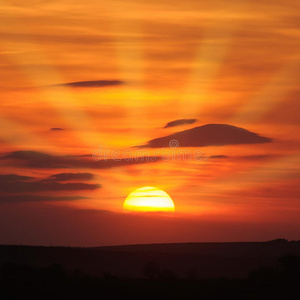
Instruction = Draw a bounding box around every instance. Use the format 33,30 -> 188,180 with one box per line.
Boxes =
0,0 -> 299,246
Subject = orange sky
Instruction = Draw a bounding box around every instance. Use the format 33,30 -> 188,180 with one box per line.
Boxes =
0,0 -> 299,246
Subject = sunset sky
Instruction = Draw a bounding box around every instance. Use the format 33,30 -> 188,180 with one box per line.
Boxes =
0,0 -> 300,246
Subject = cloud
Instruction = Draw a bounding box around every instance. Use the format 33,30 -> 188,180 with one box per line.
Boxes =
0,180 -> 100,193
139,124 -> 272,148
50,128 -> 64,131
209,155 -> 229,159
163,119 -> 197,128
0,151 -> 160,169
0,173 -> 100,193
0,174 -> 34,182
209,155 -> 275,160
0,195 -> 87,204
50,80 -> 124,88
47,173 -> 94,182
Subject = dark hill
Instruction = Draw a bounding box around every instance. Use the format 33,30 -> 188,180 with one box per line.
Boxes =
1,239 -> 299,279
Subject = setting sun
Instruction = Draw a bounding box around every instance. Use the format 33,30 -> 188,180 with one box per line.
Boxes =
123,187 -> 175,212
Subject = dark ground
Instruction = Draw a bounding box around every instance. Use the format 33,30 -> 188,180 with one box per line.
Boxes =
0,239 -> 300,299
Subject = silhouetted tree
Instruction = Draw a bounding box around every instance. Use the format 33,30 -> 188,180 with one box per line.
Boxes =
186,268 -> 198,280
103,271 -> 118,280
278,255 -> 299,272
0,262 -> 36,280
248,266 -> 279,282
42,264 -> 66,280
158,268 -> 176,280
1,262 -> 17,279
73,268 -> 89,279
143,261 -> 160,279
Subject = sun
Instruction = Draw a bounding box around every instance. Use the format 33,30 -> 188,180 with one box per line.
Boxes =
123,186 -> 175,212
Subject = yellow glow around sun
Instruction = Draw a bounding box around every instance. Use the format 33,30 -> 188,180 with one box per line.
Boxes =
123,186 -> 175,212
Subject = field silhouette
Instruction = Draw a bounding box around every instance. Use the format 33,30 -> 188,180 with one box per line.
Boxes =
1,239 -> 300,299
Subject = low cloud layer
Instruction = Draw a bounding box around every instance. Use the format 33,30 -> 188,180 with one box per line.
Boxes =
0,151 -> 160,169
0,174 -> 34,182
140,124 -> 272,148
163,119 -> 197,128
209,154 -> 275,160
0,179 -> 100,193
50,128 -> 64,131
0,173 -> 100,200
50,80 -> 124,88
47,173 -> 94,181
0,195 -> 88,204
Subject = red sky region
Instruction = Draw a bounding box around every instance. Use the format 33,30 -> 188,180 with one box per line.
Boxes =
0,0 -> 299,246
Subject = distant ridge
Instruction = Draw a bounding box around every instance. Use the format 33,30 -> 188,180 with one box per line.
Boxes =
0,239 -> 299,279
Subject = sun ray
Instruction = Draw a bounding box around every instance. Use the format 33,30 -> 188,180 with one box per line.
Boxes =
0,114 -> 60,152
177,16 -> 239,118
107,3 -> 148,185
232,59 -> 300,124
0,1 -> 101,150
191,152 -> 300,210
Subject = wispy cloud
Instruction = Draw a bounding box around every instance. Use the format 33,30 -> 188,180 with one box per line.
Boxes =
163,119 -> 197,128
0,179 -> 100,193
209,154 -> 276,160
47,173 -> 95,182
0,173 -> 99,202
50,80 -> 124,88
0,150 -> 161,169
0,194 -> 88,204
0,174 -> 34,182
50,128 -> 64,131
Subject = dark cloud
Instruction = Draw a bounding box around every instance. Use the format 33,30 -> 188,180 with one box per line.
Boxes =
163,118 -> 197,128
139,124 -> 272,148
0,174 -> 34,182
0,172 -> 99,205
50,80 -> 124,88
0,151 -> 160,169
50,128 -> 64,131
0,173 -> 100,193
47,173 -> 94,182
238,155 -> 275,160
0,195 -> 87,204
0,180 -> 100,193
209,155 -> 229,159
209,154 -> 276,160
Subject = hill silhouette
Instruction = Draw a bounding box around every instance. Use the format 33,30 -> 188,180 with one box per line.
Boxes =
0,239 -> 299,279
1,239 -> 300,299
